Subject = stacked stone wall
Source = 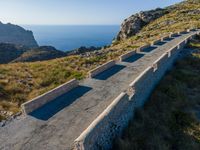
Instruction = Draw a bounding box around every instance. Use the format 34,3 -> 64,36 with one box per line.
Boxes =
73,33 -> 197,150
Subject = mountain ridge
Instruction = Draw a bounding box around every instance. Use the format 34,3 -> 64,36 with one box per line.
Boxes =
0,22 -> 38,48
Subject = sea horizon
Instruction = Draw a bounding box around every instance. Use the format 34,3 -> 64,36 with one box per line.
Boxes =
22,25 -> 120,51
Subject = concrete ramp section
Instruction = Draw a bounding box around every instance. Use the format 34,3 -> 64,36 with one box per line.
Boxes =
88,60 -> 116,78
0,29 -> 199,150
22,79 -> 79,115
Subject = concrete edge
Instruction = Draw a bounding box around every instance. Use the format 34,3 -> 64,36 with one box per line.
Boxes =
21,79 -> 79,115
129,66 -> 152,88
74,92 -> 127,146
151,39 -> 161,46
139,44 -> 151,51
119,50 -> 136,61
88,60 -> 116,78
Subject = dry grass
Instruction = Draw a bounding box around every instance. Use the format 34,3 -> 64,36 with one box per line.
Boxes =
112,38 -> 200,150
1,0 -> 200,119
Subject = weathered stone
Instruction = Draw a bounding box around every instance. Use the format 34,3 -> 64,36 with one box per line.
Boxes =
116,8 -> 167,40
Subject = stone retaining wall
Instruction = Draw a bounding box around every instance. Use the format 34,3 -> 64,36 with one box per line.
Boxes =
74,92 -> 131,150
119,50 -> 136,61
73,32 -> 197,150
22,79 -> 79,115
88,60 -> 116,78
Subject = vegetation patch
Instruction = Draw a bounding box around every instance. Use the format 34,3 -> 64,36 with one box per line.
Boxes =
112,38 -> 200,150
1,0 -> 200,120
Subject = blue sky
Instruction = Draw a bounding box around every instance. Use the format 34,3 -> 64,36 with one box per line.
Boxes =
0,0 -> 183,25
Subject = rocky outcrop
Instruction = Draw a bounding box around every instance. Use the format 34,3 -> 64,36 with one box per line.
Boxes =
116,8 -> 168,40
0,22 -> 38,48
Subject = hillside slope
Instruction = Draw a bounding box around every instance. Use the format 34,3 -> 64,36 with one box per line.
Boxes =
116,8 -> 167,40
12,46 -> 67,63
0,44 -> 67,64
112,37 -> 200,150
0,43 -> 26,64
0,0 -> 200,120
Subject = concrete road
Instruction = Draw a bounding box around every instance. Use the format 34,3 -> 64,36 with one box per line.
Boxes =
0,31 -> 197,150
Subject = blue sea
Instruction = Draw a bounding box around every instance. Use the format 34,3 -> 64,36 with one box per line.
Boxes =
22,25 -> 120,51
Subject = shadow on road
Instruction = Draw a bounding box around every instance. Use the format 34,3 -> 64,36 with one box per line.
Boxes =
154,41 -> 167,46
29,86 -> 92,120
94,64 -> 126,80
172,34 -> 181,38
164,37 -> 174,41
123,53 -> 145,63
141,46 -> 157,52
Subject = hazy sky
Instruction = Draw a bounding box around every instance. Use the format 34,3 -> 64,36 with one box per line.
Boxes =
0,0 -> 183,25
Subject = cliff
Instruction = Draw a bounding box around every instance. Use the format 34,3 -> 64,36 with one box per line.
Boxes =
0,22 -> 38,48
116,8 -> 168,40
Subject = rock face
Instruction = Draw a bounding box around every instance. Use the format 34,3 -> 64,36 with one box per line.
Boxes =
0,22 -> 38,48
116,8 -> 167,40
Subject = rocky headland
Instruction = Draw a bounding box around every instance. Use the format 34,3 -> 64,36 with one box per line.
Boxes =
0,22 -> 38,48
116,8 -> 168,40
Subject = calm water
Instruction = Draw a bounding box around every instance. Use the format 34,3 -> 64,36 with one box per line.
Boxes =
22,25 -> 120,51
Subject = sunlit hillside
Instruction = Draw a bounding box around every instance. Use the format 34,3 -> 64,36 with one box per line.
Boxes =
1,0 -> 200,120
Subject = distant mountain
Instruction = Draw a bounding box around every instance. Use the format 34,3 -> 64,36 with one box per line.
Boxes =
0,22 -> 38,48
67,46 -> 101,55
13,46 -> 67,63
0,43 -> 67,64
0,43 -> 26,64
